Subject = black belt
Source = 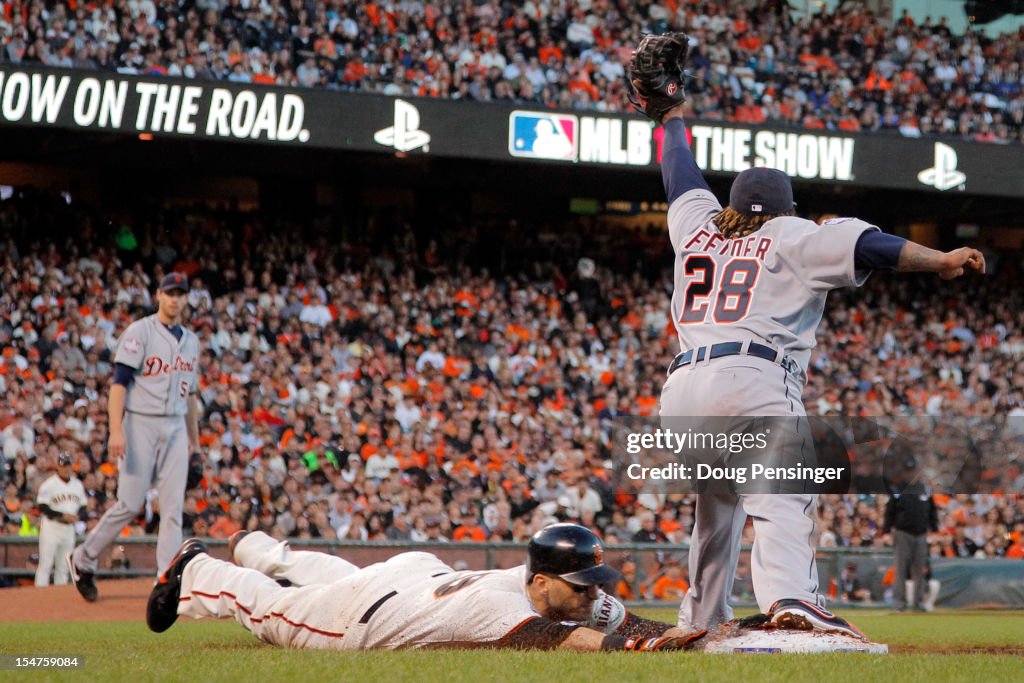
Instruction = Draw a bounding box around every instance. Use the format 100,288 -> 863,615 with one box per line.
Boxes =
667,342 -> 799,376
358,590 -> 398,624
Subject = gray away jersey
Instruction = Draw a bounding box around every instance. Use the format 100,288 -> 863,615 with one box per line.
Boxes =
114,314 -> 200,416
667,188 -> 878,371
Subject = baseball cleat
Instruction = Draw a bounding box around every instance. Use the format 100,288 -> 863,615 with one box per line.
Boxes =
147,538 -> 208,633
227,529 -> 250,564
67,553 -> 98,602
769,599 -> 866,640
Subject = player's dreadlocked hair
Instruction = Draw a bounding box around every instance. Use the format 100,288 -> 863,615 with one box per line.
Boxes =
711,207 -> 797,239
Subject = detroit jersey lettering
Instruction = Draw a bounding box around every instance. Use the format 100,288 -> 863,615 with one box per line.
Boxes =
115,315 -> 200,415
667,188 -> 878,371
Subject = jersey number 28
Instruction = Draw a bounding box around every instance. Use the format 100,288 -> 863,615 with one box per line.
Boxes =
679,256 -> 760,324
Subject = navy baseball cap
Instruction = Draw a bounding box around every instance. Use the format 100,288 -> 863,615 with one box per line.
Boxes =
159,272 -> 190,293
729,167 -> 796,215
58,452 -> 73,466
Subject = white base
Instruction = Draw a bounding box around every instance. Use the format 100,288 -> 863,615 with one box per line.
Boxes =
700,628 -> 889,654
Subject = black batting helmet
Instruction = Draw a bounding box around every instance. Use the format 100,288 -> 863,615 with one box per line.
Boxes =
527,523 -> 620,586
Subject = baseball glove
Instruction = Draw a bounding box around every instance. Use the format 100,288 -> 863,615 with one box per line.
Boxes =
731,612 -> 813,631
627,32 -> 691,122
734,613 -> 774,629
186,452 -> 204,489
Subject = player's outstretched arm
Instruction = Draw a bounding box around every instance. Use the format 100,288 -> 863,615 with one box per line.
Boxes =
613,610 -> 682,639
853,232 -> 984,281
569,627 -> 701,652
660,105 -> 711,204
896,243 -> 986,279
492,618 -> 701,652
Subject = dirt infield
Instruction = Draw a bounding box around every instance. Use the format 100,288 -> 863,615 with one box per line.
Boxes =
0,578 -> 150,622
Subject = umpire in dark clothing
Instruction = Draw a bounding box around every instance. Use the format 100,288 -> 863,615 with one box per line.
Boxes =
883,477 -> 938,611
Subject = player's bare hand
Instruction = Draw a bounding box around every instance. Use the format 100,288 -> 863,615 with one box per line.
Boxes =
62,513 -> 78,524
109,430 -> 126,458
938,247 -> 985,279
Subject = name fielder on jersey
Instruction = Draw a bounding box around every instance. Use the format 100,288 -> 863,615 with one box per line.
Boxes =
676,230 -> 775,326
681,230 -> 773,260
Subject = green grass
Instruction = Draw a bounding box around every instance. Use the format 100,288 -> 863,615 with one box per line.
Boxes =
1,611 -> 1022,682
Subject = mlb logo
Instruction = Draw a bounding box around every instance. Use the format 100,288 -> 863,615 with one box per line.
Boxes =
508,111 -> 578,161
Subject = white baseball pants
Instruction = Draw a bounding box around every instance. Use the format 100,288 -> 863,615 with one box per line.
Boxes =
36,519 -> 75,586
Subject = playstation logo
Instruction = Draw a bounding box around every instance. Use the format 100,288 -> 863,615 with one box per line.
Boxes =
917,142 -> 966,191
374,99 -> 431,153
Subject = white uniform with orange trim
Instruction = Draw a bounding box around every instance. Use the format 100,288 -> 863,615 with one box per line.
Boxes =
177,531 -> 625,650
35,473 -> 86,586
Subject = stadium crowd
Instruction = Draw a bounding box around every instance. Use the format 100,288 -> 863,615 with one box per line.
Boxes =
1,190 -> 1023,599
0,0 -> 1022,143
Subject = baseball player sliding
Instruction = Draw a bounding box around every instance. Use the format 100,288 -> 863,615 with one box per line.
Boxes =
69,272 -> 202,602
146,524 -> 705,652
35,452 -> 86,586
627,33 -> 985,637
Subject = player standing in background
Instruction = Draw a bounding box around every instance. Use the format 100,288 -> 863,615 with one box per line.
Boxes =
146,524 -> 705,651
35,452 -> 86,586
68,272 -> 201,601
627,33 -> 985,637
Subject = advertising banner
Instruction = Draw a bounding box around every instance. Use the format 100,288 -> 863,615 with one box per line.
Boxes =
2,66 -> 1021,197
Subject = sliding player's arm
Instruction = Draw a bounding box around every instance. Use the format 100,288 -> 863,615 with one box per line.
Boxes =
493,617 -> 702,652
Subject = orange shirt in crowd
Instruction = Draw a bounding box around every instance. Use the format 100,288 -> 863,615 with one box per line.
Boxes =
735,104 -> 765,124
837,115 -> 861,132
208,515 -> 243,539
636,394 -> 658,416
538,45 -> 563,65
453,524 -> 487,542
651,575 -> 689,601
